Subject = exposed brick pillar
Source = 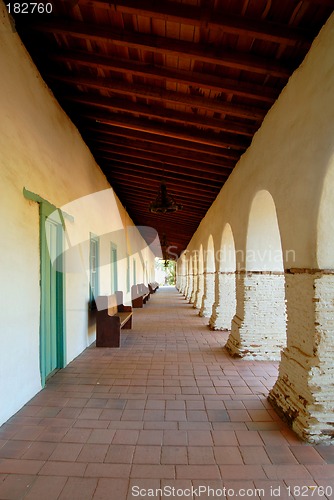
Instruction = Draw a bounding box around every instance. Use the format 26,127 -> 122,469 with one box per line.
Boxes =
194,272 -> 204,309
268,269 -> 334,444
199,271 -> 215,318
225,271 -> 286,360
210,272 -> 236,330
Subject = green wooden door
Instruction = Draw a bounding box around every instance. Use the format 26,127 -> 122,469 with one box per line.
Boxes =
110,243 -> 118,293
40,204 -> 65,386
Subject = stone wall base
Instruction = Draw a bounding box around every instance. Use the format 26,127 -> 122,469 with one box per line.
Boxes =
210,272 -> 236,330
194,273 -> 204,309
268,271 -> 334,444
225,272 -> 286,360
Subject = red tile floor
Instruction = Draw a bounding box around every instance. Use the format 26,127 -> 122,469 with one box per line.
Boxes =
1,287 -> 334,499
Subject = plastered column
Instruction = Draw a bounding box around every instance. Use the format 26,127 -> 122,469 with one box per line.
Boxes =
175,272 -> 181,290
190,272 -> 198,304
199,271 -> 215,318
178,273 -> 185,294
186,274 -> 194,301
183,273 -> 189,298
268,269 -> 334,444
210,272 -> 236,330
194,272 -> 204,309
225,271 -> 286,360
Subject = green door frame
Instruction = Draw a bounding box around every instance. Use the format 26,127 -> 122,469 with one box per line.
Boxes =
40,202 -> 66,387
110,242 -> 118,293
133,258 -> 136,285
89,233 -> 100,309
23,188 -> 67,387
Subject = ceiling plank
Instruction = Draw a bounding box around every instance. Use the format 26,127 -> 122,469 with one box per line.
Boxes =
94,143 -> 234,174
48,50 -> 279,103
102,164 -> 224,197
100,157 -> 227,188
75,0 -> 313,47
110,185 -> 212,211
84,125 -> 241,160
24,19 -> 292,77
91,136 -> 236,168
49,72 -> 266,120
73,109 -> 250,150
62,92 -> 257,136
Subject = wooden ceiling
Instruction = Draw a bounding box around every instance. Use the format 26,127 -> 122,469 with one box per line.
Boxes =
12,0 -> 333,256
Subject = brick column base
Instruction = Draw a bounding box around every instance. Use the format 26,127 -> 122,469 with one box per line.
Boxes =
225,271 -> 286,360
268,270 -> 334,444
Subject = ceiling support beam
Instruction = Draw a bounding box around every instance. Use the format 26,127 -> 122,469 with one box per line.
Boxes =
91,136 -> 235,169
25,19 -> 292,77
84,125 -> 241,160
63,92 -> 257,136
74,0 -> 312,47
72,109 -> 250,150
94,145 -> 233,175
48,50 -> 279,103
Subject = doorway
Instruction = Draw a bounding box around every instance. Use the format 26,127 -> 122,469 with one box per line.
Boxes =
40,203 -> 66,386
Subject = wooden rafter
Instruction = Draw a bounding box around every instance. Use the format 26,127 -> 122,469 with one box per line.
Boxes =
70,0 -> 314,47
91,136 -> 236,169
48,73 -> 266,121
84,125 -> 241,160
23,19 -> 292,77
48,50 -> 279,103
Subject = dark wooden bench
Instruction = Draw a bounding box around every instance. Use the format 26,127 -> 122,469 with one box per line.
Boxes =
131,283 -> 150,308
148,281 -> 159,294
96,292 -> 132,347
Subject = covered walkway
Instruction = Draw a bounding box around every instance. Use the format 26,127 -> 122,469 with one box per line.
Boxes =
1,287 -> 334,499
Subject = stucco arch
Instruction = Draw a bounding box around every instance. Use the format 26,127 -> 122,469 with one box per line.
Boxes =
246,190 -> 284,272
204,234 -> 215,272
218,223 -> 236,272
317,153 -> 334,268
194,245 -> 204,309
190,249 -> 199,304
198,244 -> 204,274
199,235 -> 216,317
226,190 -> 286,359
185,253 -> 194,301
210,223 -> 237,330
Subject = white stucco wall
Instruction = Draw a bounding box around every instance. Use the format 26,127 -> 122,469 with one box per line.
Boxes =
0,3 -> 156,425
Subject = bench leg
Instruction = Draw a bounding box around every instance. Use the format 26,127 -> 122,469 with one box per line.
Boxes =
96,311 -> 121,347
122,317 -> 132,329
132,297 -> 143,308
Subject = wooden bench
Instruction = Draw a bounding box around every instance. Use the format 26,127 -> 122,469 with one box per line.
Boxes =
96,292 -> 132,347
148,281 -> 159,294
131,283 -> 150,308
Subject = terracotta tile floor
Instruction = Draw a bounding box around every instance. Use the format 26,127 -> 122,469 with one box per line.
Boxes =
1,286 -> 334,499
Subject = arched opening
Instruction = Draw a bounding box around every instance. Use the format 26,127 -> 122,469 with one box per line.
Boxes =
190,250 -> 198,304
246,190 -> 284,272
210,223 -> 236,330
194,245 -> 204,309
199,235 -> 216,318
226,190 -> 286,359
269,154 -> 334,443
185,254 -> 194,301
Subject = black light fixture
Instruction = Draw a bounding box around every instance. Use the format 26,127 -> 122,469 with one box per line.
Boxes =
149,178 -> 183,214
160,232 -> 170,268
